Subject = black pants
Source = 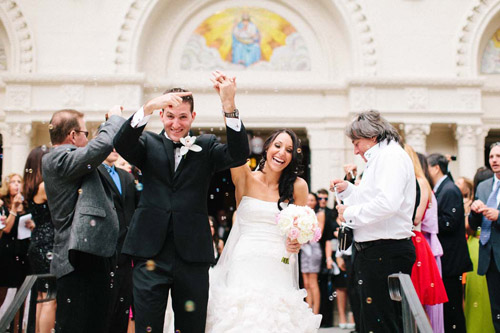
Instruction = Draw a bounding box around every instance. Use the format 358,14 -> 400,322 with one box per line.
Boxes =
442,276 -> 466,333
486,252 -> 500,332
55,252 -> 112,333
133,229 -> 210,333
105,254 -> 133,333
318,270 -> 334,327
354,239 -> 415,333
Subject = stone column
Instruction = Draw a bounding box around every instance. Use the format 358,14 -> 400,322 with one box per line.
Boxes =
1,122 -> 32,176
455,124 -> 482,179
404,124 -> 430,154
476,127 -> 489,168
307,126 -> 345,194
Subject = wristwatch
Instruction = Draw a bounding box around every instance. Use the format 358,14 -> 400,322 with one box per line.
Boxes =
224,108 -> 239,119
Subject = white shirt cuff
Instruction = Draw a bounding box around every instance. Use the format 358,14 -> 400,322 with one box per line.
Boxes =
225,117 -> 241,132
337,182 -> 354,201
130,106 -> 151,128
343,206 -> 359,228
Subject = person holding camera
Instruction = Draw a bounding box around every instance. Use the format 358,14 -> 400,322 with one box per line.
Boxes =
330,110 -> 416,333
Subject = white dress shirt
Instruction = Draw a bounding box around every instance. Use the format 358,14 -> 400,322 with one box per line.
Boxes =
338,140 -> 416,242
432,174 -> 448,193
130,106 -> 242,171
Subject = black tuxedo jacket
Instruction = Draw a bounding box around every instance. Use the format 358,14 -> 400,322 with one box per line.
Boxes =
435,176 -> 472,277
97,165 -> 138,261
114,117 -> 249,263
469,176 -> 500,275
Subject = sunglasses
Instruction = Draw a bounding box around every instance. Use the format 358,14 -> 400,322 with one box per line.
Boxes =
318,197 -> 328,201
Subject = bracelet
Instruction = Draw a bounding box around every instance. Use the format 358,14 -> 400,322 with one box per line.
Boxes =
464,214 -> 470,217
9,211 -> 17,217
326,257 -> 334,263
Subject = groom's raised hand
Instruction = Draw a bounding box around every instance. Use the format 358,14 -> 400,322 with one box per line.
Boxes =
143,91 -> 192,116
211,70 -> 236,112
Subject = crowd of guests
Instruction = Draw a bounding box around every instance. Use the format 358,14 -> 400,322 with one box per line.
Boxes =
0,112 -> 499,332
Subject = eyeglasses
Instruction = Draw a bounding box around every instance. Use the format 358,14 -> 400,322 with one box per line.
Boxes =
318,197 -> 328,201
75,130 -> 89,138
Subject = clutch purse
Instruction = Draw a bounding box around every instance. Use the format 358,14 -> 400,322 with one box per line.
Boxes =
338,223 -> 353,252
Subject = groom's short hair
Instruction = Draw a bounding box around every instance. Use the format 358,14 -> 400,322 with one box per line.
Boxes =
164,87 -> 194,113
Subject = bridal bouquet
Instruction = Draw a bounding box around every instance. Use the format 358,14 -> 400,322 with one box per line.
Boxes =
276,204 -> 322,264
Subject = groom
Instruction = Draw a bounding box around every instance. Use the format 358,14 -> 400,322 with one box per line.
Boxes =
113,71 -> 249,332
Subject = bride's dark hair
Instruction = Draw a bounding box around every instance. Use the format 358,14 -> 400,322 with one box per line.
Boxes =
258,129 -> 304,210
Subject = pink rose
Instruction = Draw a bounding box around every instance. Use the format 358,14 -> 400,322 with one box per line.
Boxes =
312,227 -> 322,242
288,227 -> 300,240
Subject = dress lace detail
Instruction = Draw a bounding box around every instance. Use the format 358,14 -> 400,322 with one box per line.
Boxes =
206,196 -> 321,332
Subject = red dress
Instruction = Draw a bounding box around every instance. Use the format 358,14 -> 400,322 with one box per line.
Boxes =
411,231 -> 448,305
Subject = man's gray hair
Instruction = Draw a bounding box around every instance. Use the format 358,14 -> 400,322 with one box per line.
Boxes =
345,110 -> 401,145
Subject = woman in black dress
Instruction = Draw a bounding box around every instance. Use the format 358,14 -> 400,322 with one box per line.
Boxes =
0,173 -> 31,309
23,146 -> 56,333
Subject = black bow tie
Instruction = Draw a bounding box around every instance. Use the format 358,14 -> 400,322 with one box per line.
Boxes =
172,142 -> 183,149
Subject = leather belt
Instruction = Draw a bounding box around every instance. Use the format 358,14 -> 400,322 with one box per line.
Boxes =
354,238 -> 411,252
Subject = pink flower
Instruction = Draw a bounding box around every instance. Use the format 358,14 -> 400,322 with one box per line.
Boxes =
312,227 -> 322,242
288,227 -> 300,240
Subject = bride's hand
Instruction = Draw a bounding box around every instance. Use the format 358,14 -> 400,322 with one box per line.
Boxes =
286,238 -> 301,254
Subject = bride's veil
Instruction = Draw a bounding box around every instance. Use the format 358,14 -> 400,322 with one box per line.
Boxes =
210,209 -> 300,290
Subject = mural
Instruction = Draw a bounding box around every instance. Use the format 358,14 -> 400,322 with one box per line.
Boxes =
181,7 -> 310,71
481,28 -> 500,74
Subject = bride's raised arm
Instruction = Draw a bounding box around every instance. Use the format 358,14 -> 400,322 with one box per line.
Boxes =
292,177 -> 308,206
230,161 -> 252,206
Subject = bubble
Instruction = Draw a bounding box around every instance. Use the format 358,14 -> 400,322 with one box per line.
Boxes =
210,194 -> 214,200
366,297 -> 372,304
120,297 -> 124,302
219,127 -> 223,131
135,183 -> 144,191
110,283 -> 114,288
216,188 -> 220,193
417,261 -> 421,267
146,326 -> 152,332
110,272 -> 114,277
473,302 -> 478,308
185,300 -> 195,312
297,148 -> 302,154
45,283 -> 49,289
146,260 -> 156,271
67,298 -> 71,303
430,283 -> 434,287
452,208 -> 456,213
210,128 -> 214,132
358,280 -> 363,285
90,220 -> 96,227
87,164 -> 92,169
51,329 -> 55,333
15,256 -> 19,261
446,222 -> 449,227
229,206 -> 234,211
452,325 -> 456,329
41,145 -> 47,152
222,178 -> 226,182
416,236 -> 421,243
225,192 -> 229,197
497,314 -> 500,320
84,238 -> 88,242
459,276 -> 462,281
332,291 -> 337,298
328,295 -> 334,301
25,169 -> 29,173
48,124 -> 53,130
27,168 -> 32,174
78,189 -> 83,194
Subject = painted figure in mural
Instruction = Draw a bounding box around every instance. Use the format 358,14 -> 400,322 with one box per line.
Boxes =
231,12 -> 261,67
481,28 -> 500,74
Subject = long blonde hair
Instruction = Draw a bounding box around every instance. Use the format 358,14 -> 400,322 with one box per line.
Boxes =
404,145 -> 433,198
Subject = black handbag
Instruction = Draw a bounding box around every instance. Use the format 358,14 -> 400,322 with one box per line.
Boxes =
338,223 -> 353,252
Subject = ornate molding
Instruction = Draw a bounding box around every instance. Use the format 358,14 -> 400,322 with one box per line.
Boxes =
61,85 -> 84,107
337,0 -> 377,76
5,84 -> 30,110
1,73 -> 145,84
348,77 -> 483,87
350,87 -> 375,111
455,0 -> 496,77
114,0 -> 151,73
455,124 -> 483,145
406,88 -> 428,110
0,0 -> 35,72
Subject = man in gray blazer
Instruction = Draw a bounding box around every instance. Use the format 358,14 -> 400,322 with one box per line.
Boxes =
470,142 -> 500,332
42,107 -> 125,333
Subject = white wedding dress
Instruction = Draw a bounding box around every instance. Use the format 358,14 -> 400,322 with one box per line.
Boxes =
206,196 -> 322,332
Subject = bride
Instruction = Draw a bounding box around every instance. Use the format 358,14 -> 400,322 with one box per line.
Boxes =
206,129 -> 322,332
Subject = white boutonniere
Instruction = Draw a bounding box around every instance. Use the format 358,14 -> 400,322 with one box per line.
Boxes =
179,136 -> 202,157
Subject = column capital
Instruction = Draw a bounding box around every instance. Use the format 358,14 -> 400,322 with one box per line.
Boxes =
403,123 -> 431,136
403,123 -> 430,154
455,124 -> 484,146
